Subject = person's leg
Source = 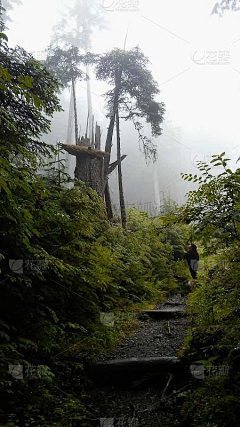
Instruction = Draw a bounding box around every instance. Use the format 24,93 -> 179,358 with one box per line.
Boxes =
190,268 -> 197,279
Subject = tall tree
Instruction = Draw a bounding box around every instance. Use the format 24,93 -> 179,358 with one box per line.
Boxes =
45,46 -> 87,145
95,47 -> 165,227
116,89 -> 127,228
0,38 -> 61,160
50,0 -> 106,146
1,0 -> 21,23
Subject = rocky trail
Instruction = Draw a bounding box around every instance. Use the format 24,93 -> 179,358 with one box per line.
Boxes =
87,294 -> 191,427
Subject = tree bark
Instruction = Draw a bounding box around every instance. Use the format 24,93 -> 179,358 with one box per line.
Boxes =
103,69 -> 122,187
108,155 -> 127,175
72,78 -> 78,145
105,179 -> 113,219
116,106 -> 127,229
67,85 -> 74,143
86,63 -> 94,146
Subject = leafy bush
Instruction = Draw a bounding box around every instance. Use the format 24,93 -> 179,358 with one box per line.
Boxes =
0,178 -> 189,426
180,155 -> 240,427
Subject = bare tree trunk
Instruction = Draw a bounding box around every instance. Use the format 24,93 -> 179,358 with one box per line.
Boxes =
65,85 -> 75,183
72,78 -> 78,145
104,69 -> 122,186
116,107 -> 127,229
102,69 -> 123,219
67,85 -> 74,143
86,63 -> 94,147
105,179 -> 113,219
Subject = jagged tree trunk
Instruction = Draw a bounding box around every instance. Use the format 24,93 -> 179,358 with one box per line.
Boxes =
116,106 -> 127,229
104,69 -> 122,218
104,69 -> 122,181
72,78 -> 78,145
67,85 -> 74,143
104,114 -> 116,218
86,63 -> 94,147
65,85 -> 74,181
105,179 -> 113,219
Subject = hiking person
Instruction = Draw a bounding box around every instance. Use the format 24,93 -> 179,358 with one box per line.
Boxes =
184,244 -> 199,279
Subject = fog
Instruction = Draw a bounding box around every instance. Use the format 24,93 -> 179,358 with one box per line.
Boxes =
4,0 -> 240,211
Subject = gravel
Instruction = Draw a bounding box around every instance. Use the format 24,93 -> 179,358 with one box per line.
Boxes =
89,294 -> 190,427
98,295 -> 188,362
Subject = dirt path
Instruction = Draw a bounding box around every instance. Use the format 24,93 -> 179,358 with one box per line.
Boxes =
88,294 -> 190,427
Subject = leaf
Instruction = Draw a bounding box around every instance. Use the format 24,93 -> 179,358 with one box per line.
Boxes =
25,93 -> 31,103
0,33 -> 8,41
0,177 -> 11,196
24,76 -> 33,89
208,356 -> 219,362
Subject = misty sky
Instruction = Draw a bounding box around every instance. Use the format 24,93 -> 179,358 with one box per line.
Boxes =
5,0 -> 240,208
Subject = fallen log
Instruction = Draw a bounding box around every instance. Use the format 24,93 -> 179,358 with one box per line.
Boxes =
162,301 -> 185,306
88,356 -> 184,379
141,309 -> 186,319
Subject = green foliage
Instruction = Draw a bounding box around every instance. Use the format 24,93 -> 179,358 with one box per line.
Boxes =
181,154 -> 240,245
180,154 -> 240,426
0,29 -> 187,427
0,38 -> 62,160
184,246 -> 240,347
45,46 -> 87,87
182,376 -> 240,427
95,46 -> 165,161
0,184 -> 188,426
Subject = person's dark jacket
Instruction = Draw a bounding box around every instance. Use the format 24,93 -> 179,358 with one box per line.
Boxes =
184,249 -> 199,265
